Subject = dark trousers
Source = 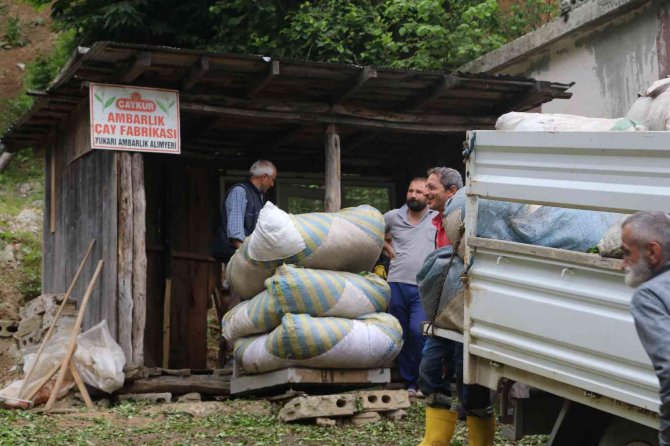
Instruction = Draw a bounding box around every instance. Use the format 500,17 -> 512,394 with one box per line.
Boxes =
388,282 -> 426,390
419,336 -> 492,417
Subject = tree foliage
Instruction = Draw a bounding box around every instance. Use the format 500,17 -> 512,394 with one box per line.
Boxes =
32,0 -> 558,70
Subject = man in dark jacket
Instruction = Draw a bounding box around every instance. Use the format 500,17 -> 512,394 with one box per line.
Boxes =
213,160 -> 277,262
623,211 -> 670,446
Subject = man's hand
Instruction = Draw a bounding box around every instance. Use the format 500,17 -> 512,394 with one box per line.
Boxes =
232,239 -> 243,249
382,233 -> 395,259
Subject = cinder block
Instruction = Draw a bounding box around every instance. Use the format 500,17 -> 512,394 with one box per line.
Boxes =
0,320 -> 18,338
349,411 -> 381,425
353,390 -> 410,412
16,315 -> 42,336
118,393 -> 172,404
279,395 -> 356,422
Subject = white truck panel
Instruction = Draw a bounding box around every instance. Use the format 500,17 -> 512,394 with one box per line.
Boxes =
462,130 -> 670,426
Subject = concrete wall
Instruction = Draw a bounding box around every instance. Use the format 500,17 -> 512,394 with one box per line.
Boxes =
472,1 -> 670,118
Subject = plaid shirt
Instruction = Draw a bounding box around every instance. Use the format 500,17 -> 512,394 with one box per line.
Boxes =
224,186 -> 248,241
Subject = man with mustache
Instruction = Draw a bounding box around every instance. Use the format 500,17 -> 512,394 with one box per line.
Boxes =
623,211 -> 670,446
383,177 -> 437,397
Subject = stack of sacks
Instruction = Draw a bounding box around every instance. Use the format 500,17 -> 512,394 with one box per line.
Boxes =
227,203 -> 386,298
224,207 -> 403,375
626,77 -> 670,130
419,189 -> 623,332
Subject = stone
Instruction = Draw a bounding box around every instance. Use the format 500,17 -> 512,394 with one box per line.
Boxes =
383,409 -> 408,422
279,395 -> 357,422
16,183 -> 32,196
349,411 -> 381,426
19,296 -> 46,320
353,389 -> 411,413
0,244 -> 14,265
177,392 -> 201,402
16,315 -> 42,336
96,399 -> 111,408
315,417 -> 337,427
9,209 -> 41,234
118,392 -> 172,404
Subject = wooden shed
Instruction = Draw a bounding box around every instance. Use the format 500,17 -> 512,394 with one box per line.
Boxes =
1,42 -> 572,370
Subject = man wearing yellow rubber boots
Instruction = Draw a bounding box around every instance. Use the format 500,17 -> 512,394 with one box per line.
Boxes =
417,166 -> 496,446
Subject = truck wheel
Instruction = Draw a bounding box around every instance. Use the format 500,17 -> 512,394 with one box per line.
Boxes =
598,418 -> 658,446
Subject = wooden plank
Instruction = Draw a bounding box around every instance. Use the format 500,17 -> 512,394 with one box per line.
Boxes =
180,102 -> 471,134
181,57 -> 209,91
101,150 -> 119,339
117,152 -> 134,361
118,374 -> 230,395
247,60 -> 280,99
331,66 -> 377,105
324,124 -> 341,212
230,367 -> 390,395
49,146 -> 56,233
467,237 -> 623,271
131,153 -> 147,366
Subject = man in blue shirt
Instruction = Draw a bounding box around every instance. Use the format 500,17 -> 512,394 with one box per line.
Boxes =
213,160 -> 277,262
623,211 -> 670,446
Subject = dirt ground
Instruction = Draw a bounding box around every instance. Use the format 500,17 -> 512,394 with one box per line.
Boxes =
0,1 -> 55,100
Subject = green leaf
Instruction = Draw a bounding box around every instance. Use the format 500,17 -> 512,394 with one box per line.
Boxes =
104,96 -> 116,109
94,93 -> 103,103
156,100 -> 168,114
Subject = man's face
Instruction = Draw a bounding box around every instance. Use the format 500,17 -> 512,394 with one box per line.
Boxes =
259,169 -> 277,193
424,173 -> 456,213
622,225 -> 654,288
406,180 -> 427,212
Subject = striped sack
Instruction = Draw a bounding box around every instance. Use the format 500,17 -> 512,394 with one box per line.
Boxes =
222,264 -> 391,342
227,203 -> 385,298
234,313 -> 402,374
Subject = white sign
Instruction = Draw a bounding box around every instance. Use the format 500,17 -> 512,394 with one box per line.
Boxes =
89,83 -> 180,154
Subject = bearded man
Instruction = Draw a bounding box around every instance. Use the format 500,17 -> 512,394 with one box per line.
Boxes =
622,211 -> 670,446
382,177 -> 437,396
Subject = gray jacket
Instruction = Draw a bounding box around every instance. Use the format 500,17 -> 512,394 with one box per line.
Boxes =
631,263 -> 670,446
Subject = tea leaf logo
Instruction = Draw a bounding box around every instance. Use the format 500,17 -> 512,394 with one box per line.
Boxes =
94,90 -> 116,110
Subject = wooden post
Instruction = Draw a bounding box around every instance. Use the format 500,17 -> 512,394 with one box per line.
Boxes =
118,153 -> 134,362
324,124 -> 341,212
131,153 -> 147,366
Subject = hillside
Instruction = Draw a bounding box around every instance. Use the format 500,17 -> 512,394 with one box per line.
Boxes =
0,0 -> 55,383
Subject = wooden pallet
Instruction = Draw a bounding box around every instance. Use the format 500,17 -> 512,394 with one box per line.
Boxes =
230,367 -> 391,396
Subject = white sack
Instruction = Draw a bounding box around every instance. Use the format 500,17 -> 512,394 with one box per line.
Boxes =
496,112 -> 645,132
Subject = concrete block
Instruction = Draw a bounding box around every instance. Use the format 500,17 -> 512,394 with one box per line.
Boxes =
279,395 -> 356,422
16,315 -> 42,336
354,389 -> 410,412
350,411 -> 381,425
382,409 -> 407,422
0,320 -> 18,338
118,392 -> 172,404
315,417 -> 337,427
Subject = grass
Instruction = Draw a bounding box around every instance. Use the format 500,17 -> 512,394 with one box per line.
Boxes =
0,400 -> 549,446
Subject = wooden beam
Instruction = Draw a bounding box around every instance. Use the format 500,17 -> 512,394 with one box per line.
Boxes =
113,52 -> 152,84
181,57 -> 209,92
131,153 -> 147,366
118,152 -> 134,362
406,75 -> 460,111
331,66 -> 377,105
247,60 -> 280,99
324,124 -> 341,212
180,102 -> 474,134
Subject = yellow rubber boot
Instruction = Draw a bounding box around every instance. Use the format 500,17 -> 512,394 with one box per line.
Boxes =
466,416 -> 496,446
418,407 -> 458,446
